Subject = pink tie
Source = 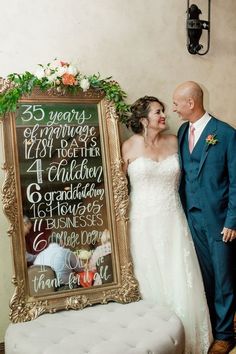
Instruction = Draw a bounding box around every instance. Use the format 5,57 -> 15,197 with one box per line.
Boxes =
189,125 -> 195,153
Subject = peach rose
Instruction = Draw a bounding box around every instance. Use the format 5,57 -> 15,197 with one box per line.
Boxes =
206,134 -> 213,141
205,134 -> 218,145
60,61 -> 69,67
62,73 -> 76,86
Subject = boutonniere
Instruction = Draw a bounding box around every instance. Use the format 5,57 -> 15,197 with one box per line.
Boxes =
206,134 -> 218,146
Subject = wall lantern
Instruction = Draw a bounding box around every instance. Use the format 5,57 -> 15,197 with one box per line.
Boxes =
186,0 -> 211,55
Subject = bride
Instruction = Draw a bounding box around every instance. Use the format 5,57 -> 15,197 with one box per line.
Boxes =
122,96 -> 213,354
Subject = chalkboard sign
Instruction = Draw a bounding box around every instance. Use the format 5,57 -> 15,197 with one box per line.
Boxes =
2,88 -> 140,323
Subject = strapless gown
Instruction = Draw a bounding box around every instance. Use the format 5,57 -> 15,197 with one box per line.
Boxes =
128,153 -> 213,354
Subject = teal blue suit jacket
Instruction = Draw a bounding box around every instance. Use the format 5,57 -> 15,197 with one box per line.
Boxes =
178,116 -> 236,238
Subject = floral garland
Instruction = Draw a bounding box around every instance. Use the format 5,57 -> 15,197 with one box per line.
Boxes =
0,59 -> 130,124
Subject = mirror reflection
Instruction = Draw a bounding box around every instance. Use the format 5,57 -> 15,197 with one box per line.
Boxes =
16,102 -> 114,295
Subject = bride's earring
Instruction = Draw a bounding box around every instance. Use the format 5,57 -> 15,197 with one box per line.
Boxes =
143,124 -> 148,147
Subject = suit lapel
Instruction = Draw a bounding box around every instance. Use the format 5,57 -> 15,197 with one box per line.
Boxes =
197,117 -> 217,176
178,123 -> 189,170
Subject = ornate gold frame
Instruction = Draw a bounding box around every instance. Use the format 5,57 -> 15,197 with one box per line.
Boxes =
1,86 -> 140,323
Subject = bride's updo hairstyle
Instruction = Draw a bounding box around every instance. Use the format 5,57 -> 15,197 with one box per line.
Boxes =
128,96 -> 165,134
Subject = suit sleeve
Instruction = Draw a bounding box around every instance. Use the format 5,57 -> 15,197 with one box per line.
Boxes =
224,129 -> 236,229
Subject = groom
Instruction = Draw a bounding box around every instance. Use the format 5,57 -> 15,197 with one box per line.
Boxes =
173,81 -> 236,354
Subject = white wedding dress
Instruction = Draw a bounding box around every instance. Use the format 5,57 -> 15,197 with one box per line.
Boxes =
128,153 -> 213,354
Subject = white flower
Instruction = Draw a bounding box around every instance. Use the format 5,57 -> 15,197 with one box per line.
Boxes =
66,65 -> 78,76
56,66 -> 67,77
44,68 -> 52,77
50,59 -> 62,70
34,67 -> 45,79
80,78 -> 90,92
47,73 -> 58,82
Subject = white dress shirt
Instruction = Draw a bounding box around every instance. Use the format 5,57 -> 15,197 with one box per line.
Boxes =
189,112 -> 212,147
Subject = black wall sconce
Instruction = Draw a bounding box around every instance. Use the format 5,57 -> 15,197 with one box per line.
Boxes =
186,0 -> 211,55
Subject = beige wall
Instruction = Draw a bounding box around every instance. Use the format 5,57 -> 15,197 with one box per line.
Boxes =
0,0 -> 235,342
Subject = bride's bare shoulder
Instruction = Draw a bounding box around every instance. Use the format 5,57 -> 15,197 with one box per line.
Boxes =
121,134 -> 143,171
122,134 -> 142,153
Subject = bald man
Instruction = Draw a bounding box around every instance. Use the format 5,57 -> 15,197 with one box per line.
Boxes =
173,81 -> 236,354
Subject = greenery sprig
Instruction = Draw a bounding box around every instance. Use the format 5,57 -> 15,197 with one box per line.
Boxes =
0,59 -> 130,124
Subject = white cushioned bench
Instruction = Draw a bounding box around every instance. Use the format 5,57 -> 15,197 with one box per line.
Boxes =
5,300 -> 185,354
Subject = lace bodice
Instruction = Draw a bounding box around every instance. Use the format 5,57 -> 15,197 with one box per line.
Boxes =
128,153 -> 181,218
